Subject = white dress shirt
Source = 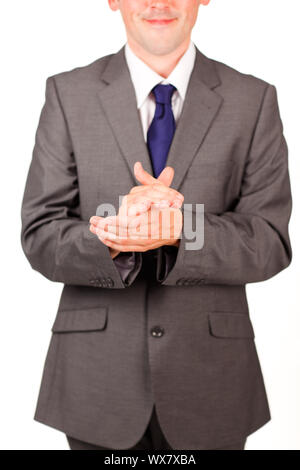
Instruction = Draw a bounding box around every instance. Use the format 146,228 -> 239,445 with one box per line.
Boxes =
114,41 -> 196,282
124,40 -> 196,142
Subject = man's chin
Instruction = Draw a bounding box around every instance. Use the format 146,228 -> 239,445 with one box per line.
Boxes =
141,39 -> 182,56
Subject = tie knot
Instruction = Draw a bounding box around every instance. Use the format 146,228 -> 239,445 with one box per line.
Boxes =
151,83 -> 177,105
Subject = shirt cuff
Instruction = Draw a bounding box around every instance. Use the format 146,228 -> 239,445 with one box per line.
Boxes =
157,244 -> 179,282
113,251 -> 142,286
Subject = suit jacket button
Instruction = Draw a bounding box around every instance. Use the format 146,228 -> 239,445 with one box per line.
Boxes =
107,277 -> 114,287
197,279 -> 206,285
176,278 -> 184,286
150,326 -> 164,338
182,279 -> 190,286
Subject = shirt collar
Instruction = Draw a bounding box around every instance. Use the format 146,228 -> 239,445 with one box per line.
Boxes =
124,39 -> 196,109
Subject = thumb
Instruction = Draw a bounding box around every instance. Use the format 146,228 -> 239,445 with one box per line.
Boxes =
157,166 -> 174,187
134,161 -> 175,188
134,161 -> 158,186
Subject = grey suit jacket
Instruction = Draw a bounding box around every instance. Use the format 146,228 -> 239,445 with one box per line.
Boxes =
20,43 -> 292,450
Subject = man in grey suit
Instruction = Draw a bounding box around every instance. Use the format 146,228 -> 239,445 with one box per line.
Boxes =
20,0 -> 292,450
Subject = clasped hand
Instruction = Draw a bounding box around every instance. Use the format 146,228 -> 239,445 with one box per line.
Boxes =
89,162 -> 184,257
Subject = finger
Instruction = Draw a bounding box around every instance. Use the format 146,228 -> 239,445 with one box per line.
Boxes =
97,233 -> 139,251
152,200 -> 171,209
96,228 -> 146,247
170,199 -> 183,208
89,223 -> 97,234
90,215 -> 116,230
90,216 -> 124,238
89,215 -> 107,227
95,227 -> 122,241
91,213 -> 144,231
97,228 -> 160,252
98,237 -> 148,252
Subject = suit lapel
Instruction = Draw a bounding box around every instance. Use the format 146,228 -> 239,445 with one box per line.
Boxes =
164,49 -> 224,192
97,45 -> 153,183
97,43 -> 223,191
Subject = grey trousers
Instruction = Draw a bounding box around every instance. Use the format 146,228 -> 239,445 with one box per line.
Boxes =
66,406 -> 247,450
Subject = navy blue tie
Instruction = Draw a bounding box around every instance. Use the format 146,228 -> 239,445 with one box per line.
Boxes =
147,83 -> 177,178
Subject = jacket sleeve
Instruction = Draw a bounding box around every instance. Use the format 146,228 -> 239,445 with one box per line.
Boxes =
20,76 -> 142,289
158,84 -> 292,286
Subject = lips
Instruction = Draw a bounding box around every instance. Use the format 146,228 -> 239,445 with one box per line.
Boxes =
145,18 -> 176,26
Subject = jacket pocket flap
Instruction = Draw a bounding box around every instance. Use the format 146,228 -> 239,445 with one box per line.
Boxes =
51,306 -> 108,333
208,312 -> 255,339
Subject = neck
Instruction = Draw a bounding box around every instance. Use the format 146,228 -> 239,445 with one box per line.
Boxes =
127,37 -> 191,78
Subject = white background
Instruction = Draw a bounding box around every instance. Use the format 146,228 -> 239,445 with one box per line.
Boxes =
1,0 -> 299,450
